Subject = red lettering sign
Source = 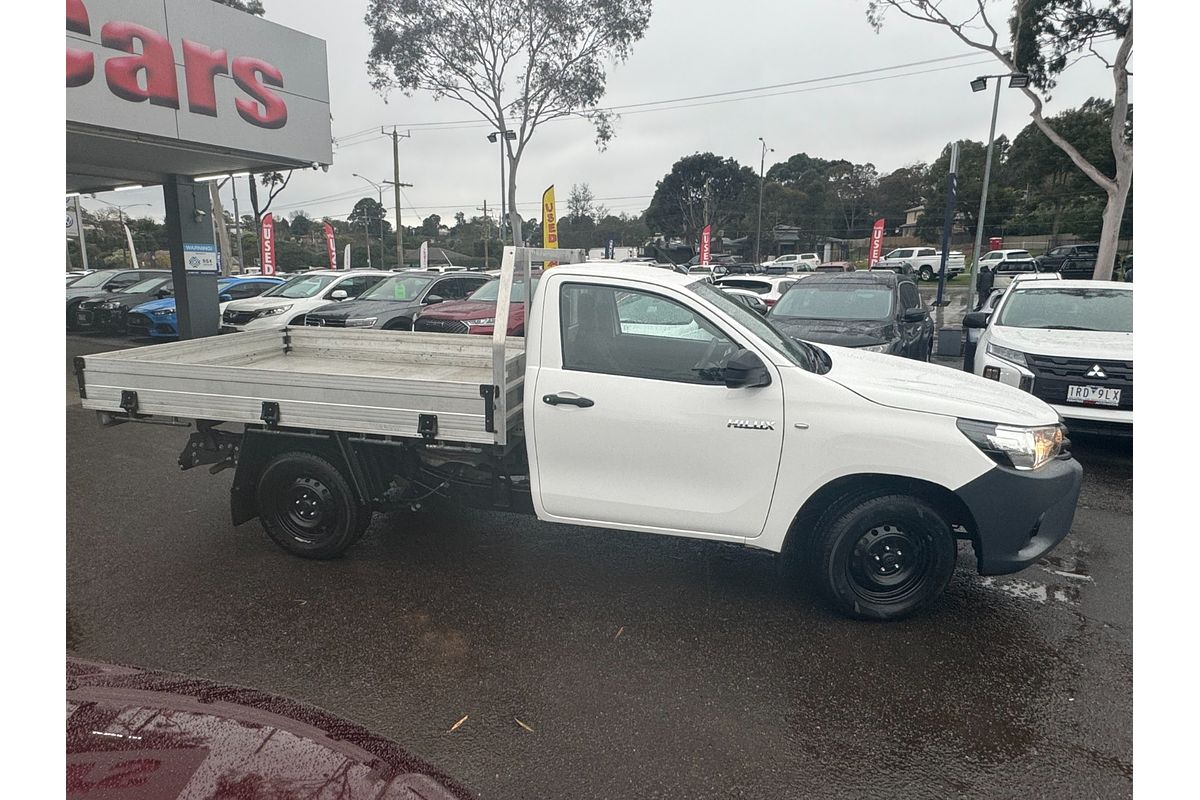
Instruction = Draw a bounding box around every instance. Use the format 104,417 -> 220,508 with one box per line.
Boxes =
260,213 -> 276,276
323,222 -> 337,269
700,225 -> 712,266
67,0 -> 288,130
868,218 -> 886,266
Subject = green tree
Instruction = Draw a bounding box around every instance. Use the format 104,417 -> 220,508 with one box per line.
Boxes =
867,0 -> 1131,278
349,197 -> 389,239
567,183 -> 598,222
288,211 -> 314,237
421,214 -> 442,237
916,139 -> 1015,243
645,153 -> 758,245
366,0 -> 652,245
871,164 -> 928,231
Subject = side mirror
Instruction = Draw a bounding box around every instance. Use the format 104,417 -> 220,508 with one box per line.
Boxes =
218,293 -> 233,302
963,311 -> 991,329
330,289 -> 349,301
903,307 -> 928,322
722,348 -> 772,389
424,295 -> 445,305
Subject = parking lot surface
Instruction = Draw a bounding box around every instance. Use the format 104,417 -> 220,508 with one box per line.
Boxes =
67,331 -> 1131,799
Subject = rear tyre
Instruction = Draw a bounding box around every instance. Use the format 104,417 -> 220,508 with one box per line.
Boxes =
918,266 -> 934,282
809,494 -> 956,621
256,451 -> 365,559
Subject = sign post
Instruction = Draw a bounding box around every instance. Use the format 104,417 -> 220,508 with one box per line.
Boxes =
934,142 -> 959,308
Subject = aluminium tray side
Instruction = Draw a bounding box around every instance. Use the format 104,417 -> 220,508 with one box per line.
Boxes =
78,328 -> 525,445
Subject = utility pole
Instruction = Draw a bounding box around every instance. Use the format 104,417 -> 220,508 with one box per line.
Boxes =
385,127 -> 411,267
73,195 -> 90,270
755,137 -> 774,266
934,142 -> 960,308
477,200 -> 491,266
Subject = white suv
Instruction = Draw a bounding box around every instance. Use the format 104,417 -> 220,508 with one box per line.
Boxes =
762,253 -> 820,270
220,270 -> 392,332
967,280 -> 1132,435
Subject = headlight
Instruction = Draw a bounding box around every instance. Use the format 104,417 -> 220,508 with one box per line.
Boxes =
255,304 -> 293,318
986,342 -> 1026,365
344,317 -> 377,327
464,317 -> 495,326
152,308 -> 174,317
956,419 -> 1064,471
101,301 -> 124,310
859,342 -> 893,353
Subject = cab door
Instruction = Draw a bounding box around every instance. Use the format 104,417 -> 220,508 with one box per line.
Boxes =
529,280 -> 785,539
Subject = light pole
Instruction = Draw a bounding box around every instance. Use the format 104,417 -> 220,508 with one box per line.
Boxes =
967,72 -> 1029,310
353,173 -> 386,268
755,137 -> 774,266
91,197 -> 150,267
487,129 -> 517,243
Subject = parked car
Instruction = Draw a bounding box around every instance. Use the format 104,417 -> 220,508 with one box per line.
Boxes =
990,256 -> 1043,291
414,274 -> 542,335
73,273 -> 174,333
965,273 -> 1063,370
869,260 -> 916,276
712,275 -> 800,309
976,249 -> 1035,271
877,247 -> 965,281
305,271 -> 490,331
964,279 -> 1132,435
815,261 -> 857,272
67,656 -> 472,800
220,270 -> 391,331
768,271 -> 934,361
67,269 -> 168,331
762,252 -> 820,269
762,262 -> 818,276
66,270 -> 93,284
126,276 -> 285,338
1035,243 -> 1099,273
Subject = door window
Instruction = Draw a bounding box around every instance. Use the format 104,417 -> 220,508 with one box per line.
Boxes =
917,248 -> 937,257
328,275 -> 384,298
560,284 -> 738,384
898,282 -> 922,311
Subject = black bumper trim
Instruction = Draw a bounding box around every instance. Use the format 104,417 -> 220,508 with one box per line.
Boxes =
955,457 -> 1083,575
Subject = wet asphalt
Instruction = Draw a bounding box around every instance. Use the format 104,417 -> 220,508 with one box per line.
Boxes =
66,322 -> 1131,800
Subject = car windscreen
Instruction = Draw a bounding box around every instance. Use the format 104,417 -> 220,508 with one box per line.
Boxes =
360,275 -> 433,301
995,286 -> 1132,332
771,283 -> 894,320
468,278 -> 540,302
120,277 -> 171,294
690,280 -> 817,373
70,271 -> 122,288
263,274 -> 338,299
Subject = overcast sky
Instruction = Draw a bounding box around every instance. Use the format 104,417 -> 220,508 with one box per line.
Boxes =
79,0 -> 1125,228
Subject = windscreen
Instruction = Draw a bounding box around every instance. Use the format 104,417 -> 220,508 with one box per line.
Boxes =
360,275 -> 433,301
996,286 -> 1132,332
690,280 -> 817,372
71,271 -> 124,289
120,277 -> 171,294
468,278 -> 540,302
263,274 -> 338,299
771,282 -> 894,320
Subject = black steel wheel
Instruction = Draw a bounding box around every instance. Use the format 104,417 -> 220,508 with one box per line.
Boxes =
256,451 -> 365,559
809,493 -> 957,620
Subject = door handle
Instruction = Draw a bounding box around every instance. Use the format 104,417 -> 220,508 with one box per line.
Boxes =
542,393 -> 595,408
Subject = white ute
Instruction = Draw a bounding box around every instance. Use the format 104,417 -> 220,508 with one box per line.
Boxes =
75,247 -> 1083,620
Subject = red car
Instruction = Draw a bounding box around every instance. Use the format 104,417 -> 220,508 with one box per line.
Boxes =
67,657 -> 472,799
413,275 -> 540,336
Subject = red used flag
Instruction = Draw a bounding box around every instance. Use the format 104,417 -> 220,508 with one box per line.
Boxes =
700,225 -> 712,266
323,222 -> 337,269
260,213 -> 276,276
868,218 -> 886,266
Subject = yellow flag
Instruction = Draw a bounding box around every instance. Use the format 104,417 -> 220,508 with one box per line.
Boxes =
542,185 -> 558,268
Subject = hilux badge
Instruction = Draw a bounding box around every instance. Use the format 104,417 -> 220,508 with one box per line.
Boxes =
728,419 -> 775,430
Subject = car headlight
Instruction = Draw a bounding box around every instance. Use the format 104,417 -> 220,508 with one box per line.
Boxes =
859,342 -> 893,353
152,308 -> 174,317
344,317 -> 377,327
957,419 -> 1064,471
986,342 -> 1026,365
255,304 -> 293,318
100,301 -> 124,310
464,317 -> 495,326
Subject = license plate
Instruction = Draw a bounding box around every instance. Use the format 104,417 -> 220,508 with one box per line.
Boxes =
76,312 -> 90,323
1067,385 -> 1121,407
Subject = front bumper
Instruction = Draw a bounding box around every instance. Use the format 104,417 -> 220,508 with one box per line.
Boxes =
75,306 -> 127,331
955,456 -> 1083,575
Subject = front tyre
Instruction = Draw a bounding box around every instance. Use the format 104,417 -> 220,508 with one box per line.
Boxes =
256,451 -> 366,559
918,265 -> 934,282
811,494 -> 956,620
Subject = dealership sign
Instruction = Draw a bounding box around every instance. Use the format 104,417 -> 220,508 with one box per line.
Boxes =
66,0 -> 331,169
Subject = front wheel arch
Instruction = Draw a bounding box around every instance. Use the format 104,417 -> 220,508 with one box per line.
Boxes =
779,473 -> 978,567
